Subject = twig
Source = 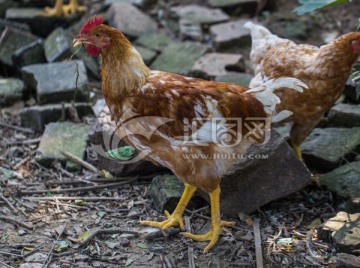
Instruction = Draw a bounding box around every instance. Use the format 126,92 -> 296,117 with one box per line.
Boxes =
185,209 -> 211,220
6,138 -> 41,146
23,196 -> 126,201
0,193 -> 18,214
0,260 -> 15,268
20,178 -> 137,195
60,150 -> 98,173
13,156 -> 31,170
0,215 -> 33,229
184,216 -> 195,268
43,223 -> 67,268
79,227 -> 140,246
0,251 -> 23,257
87,174 -> 154,183
0,122 -> 34,134
253,218 -> 264,268
145,227 -> 180,241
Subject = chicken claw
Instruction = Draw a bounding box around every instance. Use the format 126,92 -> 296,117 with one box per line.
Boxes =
140,184 -> 197,231
38,0 -> 87,17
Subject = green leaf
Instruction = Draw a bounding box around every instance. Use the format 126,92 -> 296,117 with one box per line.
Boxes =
46,192 -> 52,197
54,240 -> 72,252
77,230 -> 91,241
1,168 -> 13,179
106,146 -> 135,161
294,0 -> 349,15
105,241 -> 119,249
125,258 -> 134,266
97,211 -> 106,218
137,243 -> 148,249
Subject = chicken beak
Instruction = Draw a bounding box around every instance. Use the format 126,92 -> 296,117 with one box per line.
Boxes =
73,35 -> 85,47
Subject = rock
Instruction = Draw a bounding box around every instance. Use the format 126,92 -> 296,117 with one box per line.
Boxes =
148,175 -> 185,212
6,8 -> 80,37
0,0 -> 18,18
178,19 -> 203,41
210,19 -> 251,51
191,53 -> 245,80
319,211 -> 360,254
12,40 -> 47,70
0,78 -> 25,107
320,161 -> 360,199
134,46 -> 157,66
108,2 -> 158,39
331,253 -> 360,268
20,103 -> 94,132
21,60 -> 89,104
344,79 -> 360,104
44,27 -> 72,62
150,41 -> 208,75
208,0 -> 258,15
328,103 -> 360,127
302,128 -> 360,171
36,122 -> 90,171
0,26 -> 38,68
269,20 -> 308,40
199,131 -> 312,216
105,0 -> 156,9
345,198 -> 360,214
19,264 -> 43,268
134,32 -> 174,52
215,72 -> 253,86
88,105 -> 168,176
0,18 -> 31,34
170,5 -> 229,25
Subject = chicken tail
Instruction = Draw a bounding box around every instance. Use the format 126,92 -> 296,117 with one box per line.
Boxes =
246,77 -> 308,122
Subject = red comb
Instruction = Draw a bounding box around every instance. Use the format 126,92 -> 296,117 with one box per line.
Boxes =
80,15 -> 103,34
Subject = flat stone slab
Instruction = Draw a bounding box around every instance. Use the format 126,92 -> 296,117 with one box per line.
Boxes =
328,103 -> 360,127
134,46 -> 157,66
150,41 -> 208,75
0,26 -> 38,67
170,5 -> 229,25
319,211 -> 360,254
0,78 -> 25,107
215,72 -> 253,86
88,105 -> 168,176
20,103 -> 94,132
344,79 -> 360,104
210,19 -> 251,51
44,27 -> 72,62
134,32 -> 174,52
208,0 -> 257,8
21,60 -> 89,104
108,2 -> 158,39
320,161 -> 360,199
12,40 -> 46,70
302,127 -> 360,171
199,131 -> 312,216
36,122 -> 90,171
148,175 -> 185,213
191,53 -> 245,80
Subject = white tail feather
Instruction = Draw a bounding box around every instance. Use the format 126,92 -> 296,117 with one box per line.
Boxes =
246,77 -> 308,122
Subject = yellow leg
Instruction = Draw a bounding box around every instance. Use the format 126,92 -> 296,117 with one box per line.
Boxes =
182,185 -> 235,253
140,184 -> 197,231
38,0 -> 86,17
292,143 -> 303,161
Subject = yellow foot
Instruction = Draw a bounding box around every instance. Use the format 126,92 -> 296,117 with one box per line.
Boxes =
182,220 -> 235,253
63,4 -> 87,16
139,210 -> 185,231
38,6 -> 64,17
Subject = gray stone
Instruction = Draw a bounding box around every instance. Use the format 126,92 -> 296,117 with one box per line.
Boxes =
302,128 -> 360,171
6,8 -> 80,37
134,46 -> 157,66
21,60 -> 89,104
319,212 -> 360,254
191,53 -> 245,80
320,161 -> 360,199
215,72 -> 253,86
88,105 -> 168,176
178,19 -> 203,41
199,131 -> 312,216
44,28 -> 72,62
108,3 -> 158,39
0,0 -> 18,18
150,42 -> 208,75
20,103 -> 94,132
0,78 -> 25,106
208,0 -> 258,15
105,0 -> 156,9
0,18 -> 31,35
0,26 -> 38,67
269,20 -> 308,40
210,19 -> 251,51
134,32 -> 174,52
12,40 -> 46,69
344,79 -> 360,104
170,5 -> 229,25
331,253 -> 360,268
36,122 -> 90,171
148,175 -> 185,212
328,103 -> 360,127
345,198 -> 360,214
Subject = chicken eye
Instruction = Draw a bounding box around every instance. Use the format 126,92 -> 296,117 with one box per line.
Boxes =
94,33 -> 100,38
